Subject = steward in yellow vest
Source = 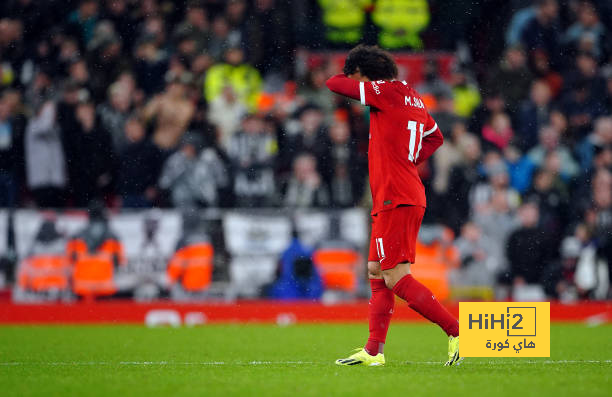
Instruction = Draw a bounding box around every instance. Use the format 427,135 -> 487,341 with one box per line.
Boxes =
318,0 -> 372,45
372,0 -> 430,49
204,47 -> 262,111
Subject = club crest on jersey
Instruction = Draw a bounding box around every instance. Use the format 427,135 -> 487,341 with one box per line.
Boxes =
405,96 -> 425,109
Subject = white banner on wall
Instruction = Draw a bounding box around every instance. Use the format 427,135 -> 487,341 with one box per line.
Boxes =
340,208 -> 369,247
294,211 -> 329,248
12,210 -> 182,265
223,212 -> 292,256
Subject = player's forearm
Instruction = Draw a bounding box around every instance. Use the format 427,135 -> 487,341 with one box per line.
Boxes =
325,74 -> 360,100
415,129 -> 443,165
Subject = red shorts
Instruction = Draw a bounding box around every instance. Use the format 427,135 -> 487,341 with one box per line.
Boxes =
368,205 -> 425,270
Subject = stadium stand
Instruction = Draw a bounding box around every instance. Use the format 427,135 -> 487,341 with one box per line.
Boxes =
0,0 -> 611,303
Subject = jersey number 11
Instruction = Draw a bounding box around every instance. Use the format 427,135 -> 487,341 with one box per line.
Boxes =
407,120 -> 424,163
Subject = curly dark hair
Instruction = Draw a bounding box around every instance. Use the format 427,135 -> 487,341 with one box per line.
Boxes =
342,45 -> 398,81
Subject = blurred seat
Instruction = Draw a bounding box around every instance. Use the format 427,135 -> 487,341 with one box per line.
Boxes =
167,242 -> 214,292
72,253 -> 116,297
17,255 -> 70,293
229,255 -> 278,298
312,248 -> 360,292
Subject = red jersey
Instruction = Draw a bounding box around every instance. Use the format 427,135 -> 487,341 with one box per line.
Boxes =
326,74 -> 443,215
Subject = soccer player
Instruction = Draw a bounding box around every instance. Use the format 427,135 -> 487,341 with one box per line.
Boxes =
326,45 -> 461,367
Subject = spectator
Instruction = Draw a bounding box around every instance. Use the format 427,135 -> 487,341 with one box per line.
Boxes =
69,101 -> 114,207
481,112 -> 514,151
133,36 -> 168,96
517,80 -> 553,151
561,68 -> 605,140
102,0 -> 138,52
417,58 -> 453,101
473,190 -> 519,276
576,116 -> 612,171
66,0 -> 99,46
542,234 -> 582,300
207,15 -> 236,60
228,114 -> 277,207
281,104 -> 331,176
244,0 -> 293,78
97,81 -> 132,152
0,91 -> 25,208
469,90 -> 505,139
506,3 -> 536,47
562,1 -> 608,60
143,72 -> 195,151
432,121 -> 469,196
506,202 -> 554,286
327,120 -> 364,207
299,65 -> 336,117
117,117 -> 161,208
529,49 -> 563,98
173,2 -> 211,54
432,91 -> 462,139
283,153 -> 330,208
86,21 -> 125,103
487,45 -> 533,114
207,85 -> 247,151
470,153 -> 521,215
525,169 -> 570,247
25,101 -> 68,208
158,133 -> 229,209
449,65 -> 481,118
527,125 -> 579,180
453,222 -> 496,286
446,135 -> 484,232
519,0 -> 561,67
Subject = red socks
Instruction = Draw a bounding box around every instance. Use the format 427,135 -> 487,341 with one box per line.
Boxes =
364,275 -> 458,356
392,274 -> 459,337
364,279 -> 394,356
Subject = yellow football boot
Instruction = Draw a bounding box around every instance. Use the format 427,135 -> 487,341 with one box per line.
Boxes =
445,336 -> 463,366
335,348 -> 385,366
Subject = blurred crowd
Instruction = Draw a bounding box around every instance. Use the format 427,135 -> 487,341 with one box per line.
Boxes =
0,0 -> 611,300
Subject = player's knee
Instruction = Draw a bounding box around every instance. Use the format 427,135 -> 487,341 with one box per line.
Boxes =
382,262 -> 411,289
367,261 -> 382,279
382,273 -> 395,289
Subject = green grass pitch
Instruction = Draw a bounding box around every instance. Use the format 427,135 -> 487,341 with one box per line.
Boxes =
0,323 -> 610,397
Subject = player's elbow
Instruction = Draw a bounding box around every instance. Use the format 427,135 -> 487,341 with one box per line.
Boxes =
325,77 -> 337,91
434,130 -> 444,148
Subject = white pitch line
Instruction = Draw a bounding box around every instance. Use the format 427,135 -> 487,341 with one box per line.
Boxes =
0,360 -> 610,367
404,360 -> 612,365
0,361 -> 315,366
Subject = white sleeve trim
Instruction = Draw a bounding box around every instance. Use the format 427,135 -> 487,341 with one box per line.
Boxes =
424,123 -> 438,137
359,81 -> 365,105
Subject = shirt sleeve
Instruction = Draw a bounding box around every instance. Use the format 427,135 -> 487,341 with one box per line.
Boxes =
415,113 -> 443,165
325,74 -> 386,109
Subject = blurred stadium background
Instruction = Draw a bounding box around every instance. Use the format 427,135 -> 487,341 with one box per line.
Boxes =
0,0 -> 611,326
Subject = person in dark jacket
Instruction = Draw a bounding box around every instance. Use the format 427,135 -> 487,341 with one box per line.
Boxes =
506,202 -> 554,285
117,117 -> 161,208
0,91 -> 26,208
69,101 -> 115,207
